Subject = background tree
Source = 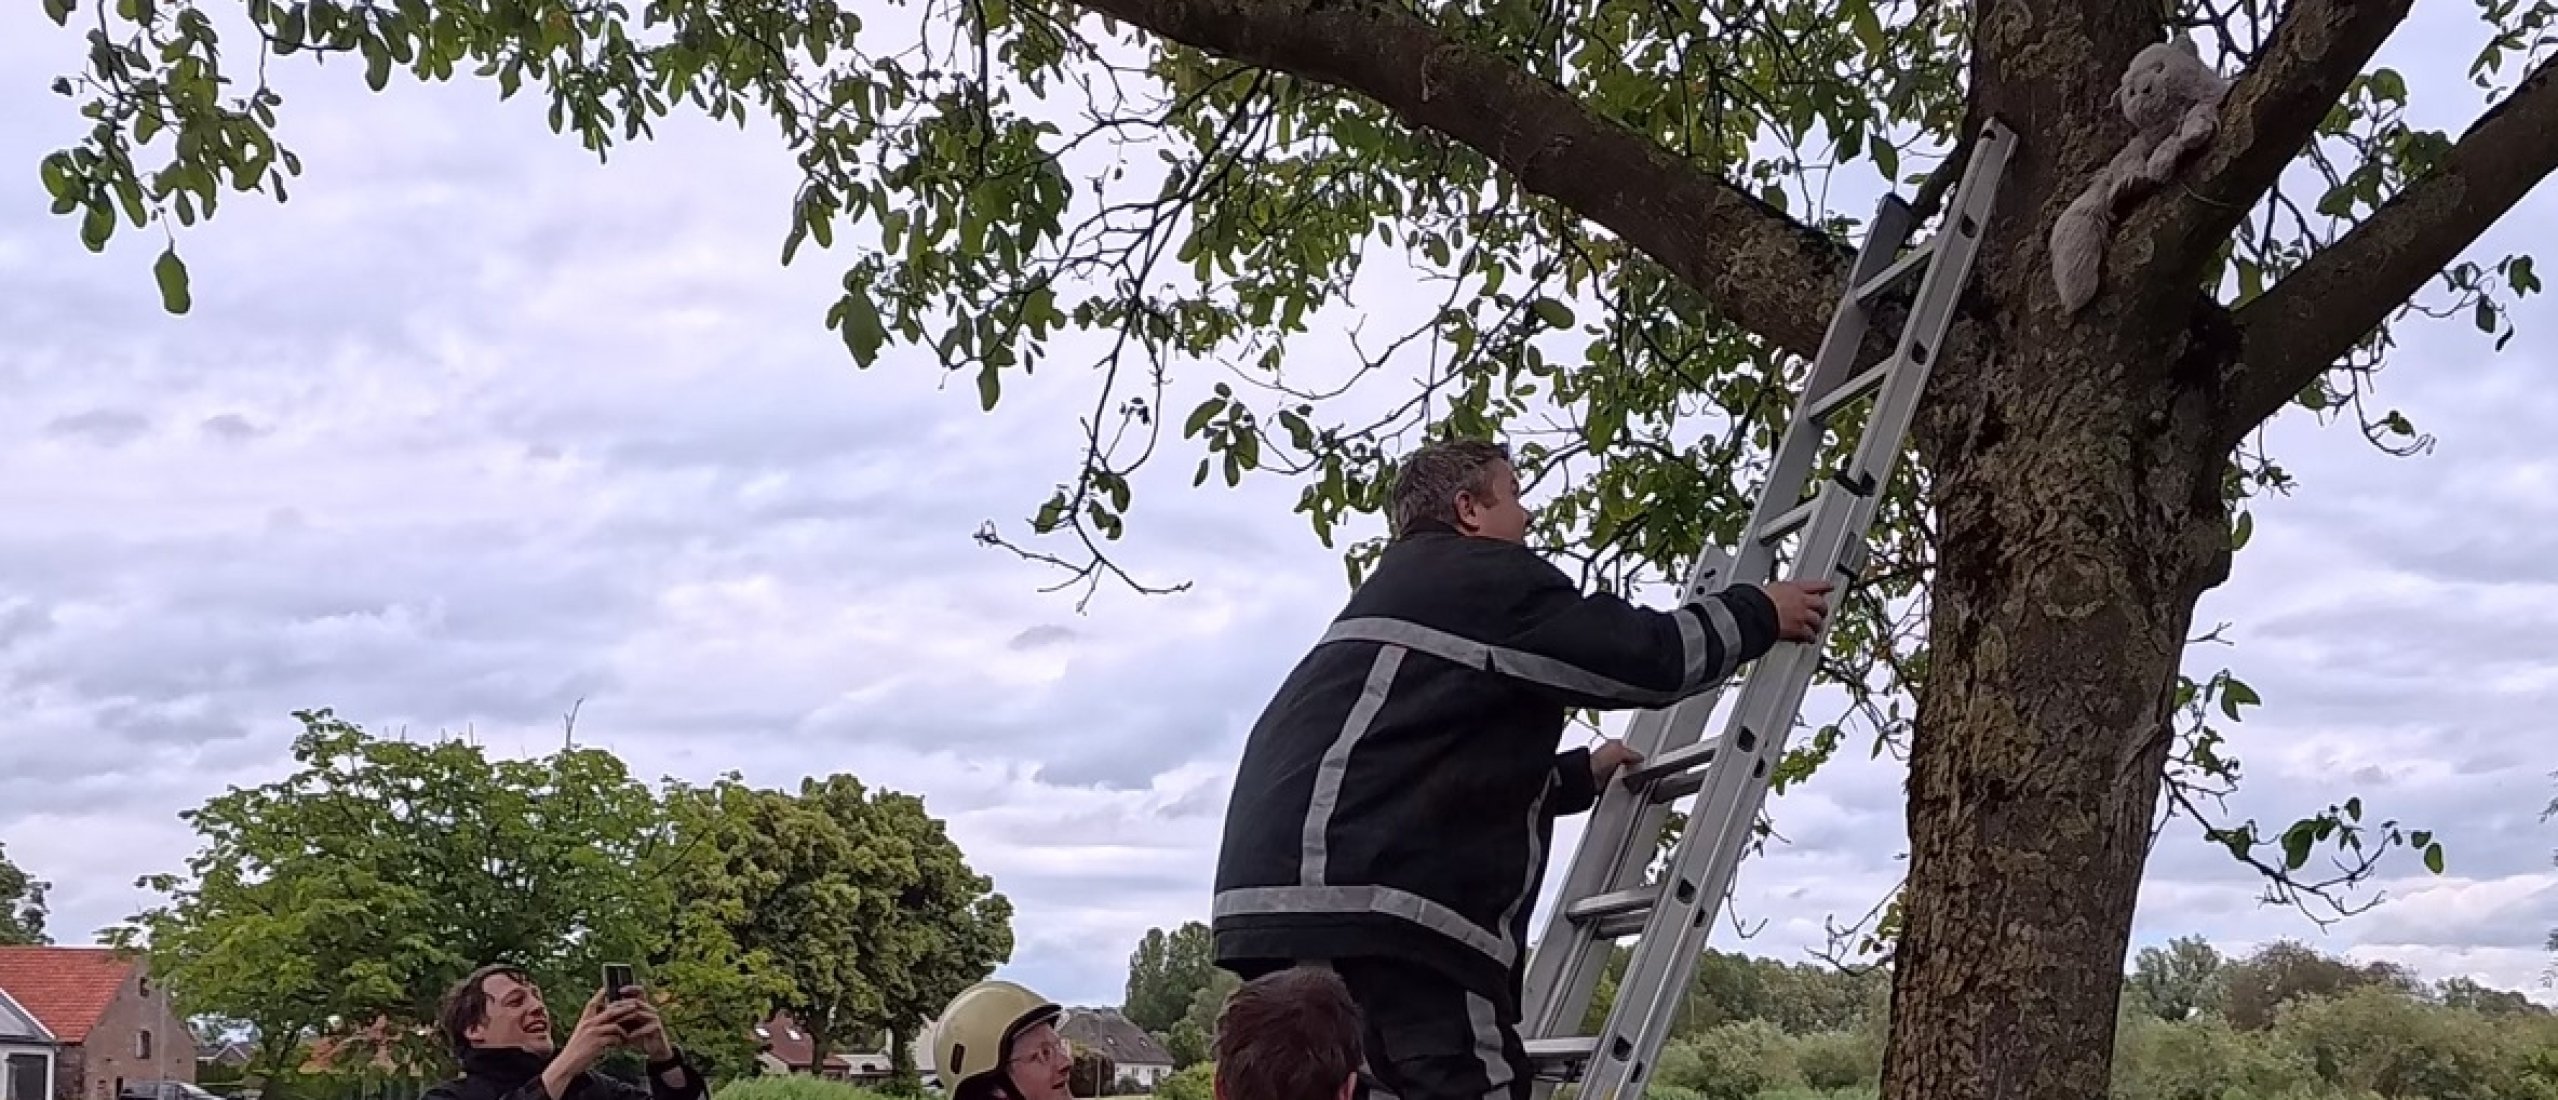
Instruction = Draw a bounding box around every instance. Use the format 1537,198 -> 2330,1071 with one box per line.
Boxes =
109,709 -> 780,1083
678,774 -> 1011,1076
1067,1046 -> 1117,1099
2216,940 -> 2420,1032
2127,936 -> 2228,1023
1122,923 -> 1216,1035
1160,969 -> 1241,1069
29,0 -> 2556,1095
0,840 -> 47,946
852,788 -> 1016,1094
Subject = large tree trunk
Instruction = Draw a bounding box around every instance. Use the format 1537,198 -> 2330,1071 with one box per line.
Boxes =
1882,222 -> 2240,1096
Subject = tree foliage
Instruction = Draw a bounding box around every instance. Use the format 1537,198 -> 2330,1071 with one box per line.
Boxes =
2216,939 -> 2421,1033
1122,922 -> 1216,1035
670,774 -> 1012,1072
1161,967 -> 1241,1070
111,710 -> 1004,1085
1571,940 -> 2557,1100
108,709 -> 745,1080
0,840 -> 48,947
2127,936 -> 2228,1023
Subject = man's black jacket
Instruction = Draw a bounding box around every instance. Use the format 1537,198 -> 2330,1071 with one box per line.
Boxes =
1212,519 -> 1781,1002
425,1047 -> 706,1100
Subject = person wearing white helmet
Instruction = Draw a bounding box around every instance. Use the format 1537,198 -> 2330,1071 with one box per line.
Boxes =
933,980 -> 1074,1100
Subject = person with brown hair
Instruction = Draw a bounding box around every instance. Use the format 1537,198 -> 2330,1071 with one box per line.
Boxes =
424,963 -> 704,1100
1213,967 -> 1364,1100
1214,438 -> 1831,1100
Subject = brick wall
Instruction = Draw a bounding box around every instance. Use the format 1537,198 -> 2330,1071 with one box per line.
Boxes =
61,967 -> 194,1100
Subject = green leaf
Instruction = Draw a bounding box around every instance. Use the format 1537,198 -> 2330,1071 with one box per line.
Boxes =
2344,796 -> 2362,822
2422,842 -> 2445,874
2474,299 -> 2497,333
1530,297 -> 1575,329
153,247 -> 192,314
2370,68 -> 2408,103
2230,510 -> 2252,551
2280,825 -> 2313,870
79,201 -> 113,253
1184,397 -> 1226,438
837,290 -> 887,368
2217,678 -> 2260,721
976,365 -> 1001,410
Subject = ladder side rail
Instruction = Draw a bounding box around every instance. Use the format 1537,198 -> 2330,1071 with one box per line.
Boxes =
1844,123 -> 2016,502
1519,557 -> 1731,1040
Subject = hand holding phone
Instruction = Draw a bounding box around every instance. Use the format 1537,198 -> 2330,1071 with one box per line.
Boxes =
603,963 -> 635,1001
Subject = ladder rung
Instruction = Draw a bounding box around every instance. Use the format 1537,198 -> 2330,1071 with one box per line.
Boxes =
1563,887 -> 1656,924
1754,497 -> 1817,546
1594,911 -> 1649,938
1524,1037 -> 1598,1065
1648,769 -> 1708,803
1853,239 -> 1936,303
1625,741 -> 1715,785
1807,359 -> 1896,423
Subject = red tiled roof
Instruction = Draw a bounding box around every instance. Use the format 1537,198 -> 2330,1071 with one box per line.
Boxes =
754,1012 -> 890,1073
0,946 -> 143,1043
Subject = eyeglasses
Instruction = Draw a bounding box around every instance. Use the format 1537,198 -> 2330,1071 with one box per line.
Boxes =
1008,1036 -> 1069,1069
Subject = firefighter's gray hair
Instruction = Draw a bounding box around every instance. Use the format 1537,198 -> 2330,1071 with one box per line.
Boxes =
1389,439 -> 1512,537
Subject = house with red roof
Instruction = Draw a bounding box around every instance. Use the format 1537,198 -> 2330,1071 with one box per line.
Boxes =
0,948 -> 194,1100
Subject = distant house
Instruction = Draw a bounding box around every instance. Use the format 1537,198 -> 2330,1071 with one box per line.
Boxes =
0,948 -> 196,1100
3,986 -> 57,1100
1055,1009 -> 1174,1090
196,1044 -> 251,1072
748,1013 -> 931,1083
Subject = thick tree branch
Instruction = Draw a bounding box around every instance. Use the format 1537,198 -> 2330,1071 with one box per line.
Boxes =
2137,0 -> 2412,276
2222,54 -> 2558,441
1065,0 -> 1854,359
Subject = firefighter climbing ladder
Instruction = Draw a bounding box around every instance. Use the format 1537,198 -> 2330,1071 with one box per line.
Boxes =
1515,119 -> 2018,1100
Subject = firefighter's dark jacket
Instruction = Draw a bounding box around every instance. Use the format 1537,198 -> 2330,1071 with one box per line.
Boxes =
1212,518 -> 1781,1000
424,1047 -> 705,1100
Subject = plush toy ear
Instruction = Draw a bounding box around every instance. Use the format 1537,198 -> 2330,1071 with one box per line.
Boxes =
2171,33 -> 2202,57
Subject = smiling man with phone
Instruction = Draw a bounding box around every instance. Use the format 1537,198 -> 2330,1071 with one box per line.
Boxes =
427,963 -> 705,1100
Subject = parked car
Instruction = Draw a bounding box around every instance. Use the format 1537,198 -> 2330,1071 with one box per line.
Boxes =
121,1082 -> 227,1100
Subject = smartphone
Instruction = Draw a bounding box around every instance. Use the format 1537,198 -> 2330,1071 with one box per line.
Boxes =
603,962 -> 635,1001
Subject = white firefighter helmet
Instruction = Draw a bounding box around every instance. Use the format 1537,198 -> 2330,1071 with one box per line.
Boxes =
933,980 -> 1062,1095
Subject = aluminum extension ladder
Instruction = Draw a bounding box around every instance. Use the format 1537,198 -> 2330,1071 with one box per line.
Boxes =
1516,120 -> 2017,1100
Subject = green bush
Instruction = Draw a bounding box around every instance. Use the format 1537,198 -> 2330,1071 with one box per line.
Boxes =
713,1077 -> 899,1100
2112,1013 -> 2311,1100
1154,1063 -> 1215,1100
1651,1020 -> 1803,1100
1785,1031 -> 1878,1092
2270,986 -> 2515,1100
1757,1089 -> 1878,1100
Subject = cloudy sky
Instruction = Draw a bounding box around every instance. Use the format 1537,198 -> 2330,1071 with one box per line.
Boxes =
0,0 -> 2550,1022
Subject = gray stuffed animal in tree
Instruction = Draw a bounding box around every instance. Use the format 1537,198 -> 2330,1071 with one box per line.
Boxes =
2049,35 -> 2235,313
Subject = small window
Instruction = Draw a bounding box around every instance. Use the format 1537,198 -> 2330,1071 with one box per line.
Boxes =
138,1032 -> 154,1059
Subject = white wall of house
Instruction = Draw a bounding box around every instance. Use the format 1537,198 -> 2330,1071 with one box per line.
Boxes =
1,1043 -> 55,1100
1118,1062 -> 1173,1089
